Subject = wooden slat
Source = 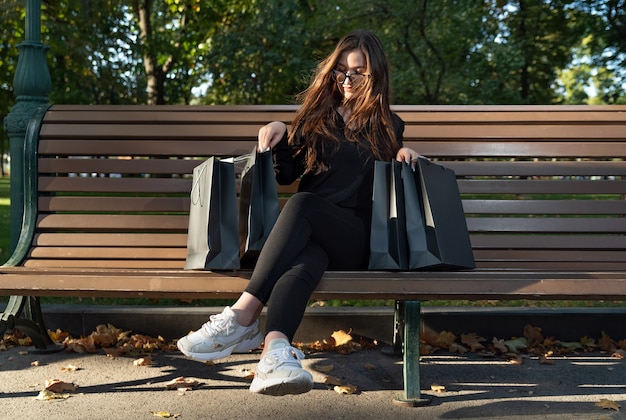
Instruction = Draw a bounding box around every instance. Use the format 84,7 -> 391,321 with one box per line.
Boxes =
467,217 -> 626,233
405,141 -> 626,158
33,233 -> 188,247
473,249 -> 626,262
21,259 -> 185,269
38,176 -> 191,194
469,234 -> 626,250
462,200 -> 626,215
38,139 -> 257,157
36,214 -> 188,231
458,179 -> 626,194
446,160 -> 626,177
39,124 -> 265,140
38,157 -> 205,175
39,196 -> 191,213
28,247 -> 185,259
403,125 -> 626,140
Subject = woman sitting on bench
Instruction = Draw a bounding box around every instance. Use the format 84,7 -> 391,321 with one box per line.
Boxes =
177,29 -> 420,396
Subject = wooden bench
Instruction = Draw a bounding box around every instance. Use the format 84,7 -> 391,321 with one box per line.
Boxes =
2,104 -> 626,406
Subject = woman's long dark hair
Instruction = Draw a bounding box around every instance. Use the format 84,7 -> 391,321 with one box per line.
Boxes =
289,29 -> 400,174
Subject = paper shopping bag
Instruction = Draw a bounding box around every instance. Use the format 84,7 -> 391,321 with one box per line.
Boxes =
184,157 -> 240,270
368,160 -> 409,270
408,157 -> 475,270
238,148 -> 280,267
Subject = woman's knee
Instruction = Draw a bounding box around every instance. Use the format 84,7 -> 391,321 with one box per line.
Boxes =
282,192 -> 318,214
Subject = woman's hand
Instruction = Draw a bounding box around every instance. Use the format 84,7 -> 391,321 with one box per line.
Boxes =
258,121 -> 287,152
396,147 -> 421,164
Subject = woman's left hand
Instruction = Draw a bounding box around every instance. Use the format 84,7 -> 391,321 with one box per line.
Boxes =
396,147 -> 421,165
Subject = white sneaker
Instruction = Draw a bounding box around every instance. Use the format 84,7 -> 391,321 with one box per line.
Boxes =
249,338 -> 314,396
177,307 -> 262,362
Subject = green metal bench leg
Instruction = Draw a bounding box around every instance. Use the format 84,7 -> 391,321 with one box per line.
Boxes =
0,296 -> 64,353
393,300 -> 430,407
381,300 -> 404,356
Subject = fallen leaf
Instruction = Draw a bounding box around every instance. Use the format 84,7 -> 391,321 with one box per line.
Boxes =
436,331 -> 457,349
580,336 -> 597,348
523,325 -> 544,346
45,379 -> 78,393
503,337 -> 528,352
420,325 -> 441,347
35,389 -> 70,401
560,341 -> 583,350
103,348 -> 123,358
612,349 -> 626,359
60,364 -> 80,372
431,384 -> 446,392
164,376 -> 199,390
461,333 -> 486,352
31,360 -> 40,367
506,354 -> 524,365
241,369 -> 255,381
599,332 -> 616,352
48,329 -> 70,343
331,330 -> 353,347
449,342 -> 468,354
364,363 -> 376,370
538,355 -> 555,365
150,411 -> 180,418
492,337 -> 508,353
334,384 -> 358,395
595,398 -> 621,411
134,356 -> 153,366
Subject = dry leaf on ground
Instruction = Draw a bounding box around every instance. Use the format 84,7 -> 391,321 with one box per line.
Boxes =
523,324 -> 544,346
45,379 -> 78,393
612,349 -> 626,359
164,376 -> 200,390
133,356 -> 153,366
436,331 -> 457,349
334,384 -> 358,395
150,411 -> 180,418
538,355 -> 555,365
331,330 -> 353,346
35,389 -> 70,401
595,398 -> 621,411
503,337 -> 528,352
431,384 -> 446,392
461,333 -> 486,352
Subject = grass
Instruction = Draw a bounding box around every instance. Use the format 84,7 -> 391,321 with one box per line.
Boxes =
1,176 -> 624,309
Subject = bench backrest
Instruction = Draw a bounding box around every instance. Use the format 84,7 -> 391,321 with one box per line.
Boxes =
21,104 -> 626,270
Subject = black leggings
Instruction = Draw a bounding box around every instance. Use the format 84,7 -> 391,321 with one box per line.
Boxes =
244,192 -> 370,341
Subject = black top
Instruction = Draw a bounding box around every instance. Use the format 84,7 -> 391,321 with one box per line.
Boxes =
272,111 -> 405,214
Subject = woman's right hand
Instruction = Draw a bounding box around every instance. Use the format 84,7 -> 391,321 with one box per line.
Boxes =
258,121 -> 287,152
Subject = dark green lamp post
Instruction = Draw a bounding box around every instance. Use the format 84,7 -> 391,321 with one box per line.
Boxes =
3,0 -> 51,253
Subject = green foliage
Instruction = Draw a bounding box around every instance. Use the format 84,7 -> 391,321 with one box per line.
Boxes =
1,1 -> 625,112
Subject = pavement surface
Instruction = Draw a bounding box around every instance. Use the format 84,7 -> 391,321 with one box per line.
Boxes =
2,340 -> 626,419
